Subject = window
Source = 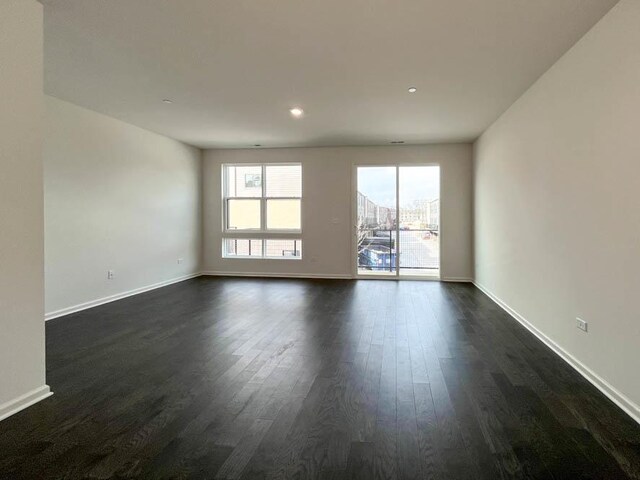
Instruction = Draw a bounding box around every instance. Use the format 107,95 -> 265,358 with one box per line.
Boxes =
223,238 -> 302,259
222,164 -> 302,259
223,164 -> 301,232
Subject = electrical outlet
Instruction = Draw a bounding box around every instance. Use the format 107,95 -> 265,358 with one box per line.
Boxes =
177,258 -> 184,264
107,270 -> 115,280
576,317 -> 588,332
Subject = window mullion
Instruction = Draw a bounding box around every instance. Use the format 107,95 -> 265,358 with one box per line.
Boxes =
262,164 -> 267,231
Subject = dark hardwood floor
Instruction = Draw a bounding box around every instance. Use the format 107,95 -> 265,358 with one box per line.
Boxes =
1,277 -> 639,479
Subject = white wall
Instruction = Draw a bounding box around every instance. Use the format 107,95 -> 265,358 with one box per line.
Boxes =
0,1 -> 51,418
203,144 -> 473,280
44,96 -> 202,317
474,0 -> 640,420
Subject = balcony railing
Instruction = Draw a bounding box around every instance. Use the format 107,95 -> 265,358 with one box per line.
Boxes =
357,228 -> 439,271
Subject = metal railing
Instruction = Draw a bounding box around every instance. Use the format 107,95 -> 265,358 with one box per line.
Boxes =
357,228 -> 439,271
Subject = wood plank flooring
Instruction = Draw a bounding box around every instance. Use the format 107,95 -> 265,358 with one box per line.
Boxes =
1,277 -> 639,479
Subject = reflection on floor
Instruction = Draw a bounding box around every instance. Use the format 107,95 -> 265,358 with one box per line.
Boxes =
1,277 -> 639,479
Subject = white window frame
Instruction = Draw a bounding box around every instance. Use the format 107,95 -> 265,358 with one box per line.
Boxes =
222,238 -> 302,260
221,163 -> 303,260
222,163 -> 302,234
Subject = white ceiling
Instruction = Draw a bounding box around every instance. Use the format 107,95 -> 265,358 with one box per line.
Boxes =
42,0 -> 617,149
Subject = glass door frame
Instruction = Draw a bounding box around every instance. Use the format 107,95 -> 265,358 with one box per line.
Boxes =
351,163 -> 441,280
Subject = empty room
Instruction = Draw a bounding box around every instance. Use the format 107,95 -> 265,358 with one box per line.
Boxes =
1,0 -> 639,478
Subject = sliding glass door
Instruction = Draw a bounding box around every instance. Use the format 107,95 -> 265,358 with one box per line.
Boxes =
356,165 -> 440,278
356,167 -> 397,276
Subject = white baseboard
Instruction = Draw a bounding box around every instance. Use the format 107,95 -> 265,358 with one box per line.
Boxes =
45,272 -> 201,321
441,276 -> 474,282
474,281 -> 640,426
201,271 -> 353,280
0,385 -> 53,422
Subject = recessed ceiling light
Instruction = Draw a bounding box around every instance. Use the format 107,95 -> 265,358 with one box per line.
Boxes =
289,107 -> 304,118
162,99 -> 173,104
408,87 -> 417,93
